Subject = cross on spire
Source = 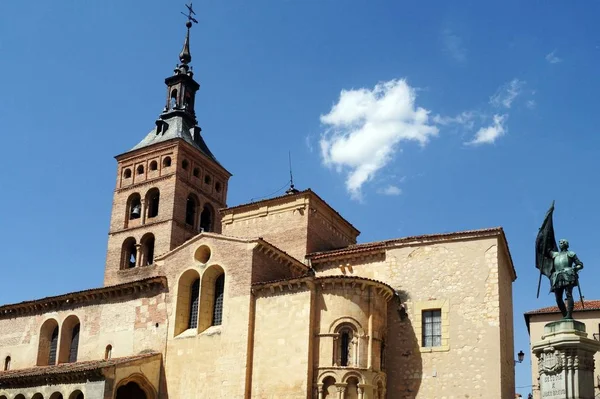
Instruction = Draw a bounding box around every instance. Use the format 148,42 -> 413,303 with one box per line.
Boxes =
178,2 -> 197,67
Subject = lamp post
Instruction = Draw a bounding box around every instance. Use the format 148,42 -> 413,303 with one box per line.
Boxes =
515,350 -> 525,365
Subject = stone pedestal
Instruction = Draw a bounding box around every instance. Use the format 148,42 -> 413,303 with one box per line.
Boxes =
532,320 -> 600,399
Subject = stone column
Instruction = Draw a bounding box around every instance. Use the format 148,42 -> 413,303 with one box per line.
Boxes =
317,384 -> 324,399
532,319 -> 600,399
135,243 -> 142,267
357,386 -> 365,399
336,384 -> 347,399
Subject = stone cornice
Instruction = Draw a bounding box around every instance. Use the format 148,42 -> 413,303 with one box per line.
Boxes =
0,277 -> 167,319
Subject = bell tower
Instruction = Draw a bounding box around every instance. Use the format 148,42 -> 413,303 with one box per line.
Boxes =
103,9 -> 231,286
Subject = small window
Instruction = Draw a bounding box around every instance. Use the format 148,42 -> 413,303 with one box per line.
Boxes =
123,169 -> 132,179
215,182 -> 222,193
182,160 -> 189,170
69,323 -> 80,363
4,356 -> 10,371
204,175 -> 212,185
105,345 -> 112,360
380,339 -> 386,370
422,309 -> 442,347
48,326 -> 59,365
188,279 -> 200,329
136,165 -> 144,175
149,161 -> 158,171
163,157 -> 172,168
340,330 -> 350,366
192,168 -> 200,178
185,195 -> 197,226
212,274 -> 225,326
146,188 -> 160,218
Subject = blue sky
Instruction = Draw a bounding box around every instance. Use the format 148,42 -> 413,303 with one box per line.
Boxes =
1,0 -> 599,394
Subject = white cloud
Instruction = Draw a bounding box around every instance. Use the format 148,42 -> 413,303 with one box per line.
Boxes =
377,185 -> 402,196
490,79 -> 525,109
433,111 -> 477,129
442,29 -> 467,63
466,114 -> 507,145
526,100 -> 536,109
320,79 -> 438,198
545,50 -> 562,64
304,134 -> 314,152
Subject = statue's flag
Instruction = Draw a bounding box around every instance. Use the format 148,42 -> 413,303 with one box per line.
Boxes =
536,201 -> 558,296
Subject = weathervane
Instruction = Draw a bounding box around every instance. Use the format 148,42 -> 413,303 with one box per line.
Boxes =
181,2 -> 198,25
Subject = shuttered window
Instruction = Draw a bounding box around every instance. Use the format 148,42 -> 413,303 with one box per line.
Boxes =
69,324 -> 80,363
422,309 -> 442,347
188,279 -> 200,329
48,326 -> 59,365
212,274 -> 225,326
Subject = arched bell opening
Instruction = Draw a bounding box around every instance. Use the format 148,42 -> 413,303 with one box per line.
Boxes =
140,233 -> 155,266
121,237 -> 137,269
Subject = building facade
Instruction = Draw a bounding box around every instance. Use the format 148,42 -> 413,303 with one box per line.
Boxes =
0,17 -> 517,399
525,301 -> 600,399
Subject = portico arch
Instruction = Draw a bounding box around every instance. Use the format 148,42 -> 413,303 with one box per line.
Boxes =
115,373 -> 156,399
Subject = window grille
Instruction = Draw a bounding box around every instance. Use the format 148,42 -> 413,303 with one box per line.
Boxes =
422,309 -> 442,347
48,326 -> 59,365
188,279 -> 200,329
212,274 -> 225,326
69,324 -> 80,363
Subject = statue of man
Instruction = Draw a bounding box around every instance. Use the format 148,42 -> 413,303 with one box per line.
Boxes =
546,239 -> 583,319
536,202 -> 585,319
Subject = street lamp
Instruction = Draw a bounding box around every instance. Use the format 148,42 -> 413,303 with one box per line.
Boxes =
515,350 -> 525,364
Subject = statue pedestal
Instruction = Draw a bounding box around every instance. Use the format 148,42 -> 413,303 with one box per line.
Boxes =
532,320 -> 600,399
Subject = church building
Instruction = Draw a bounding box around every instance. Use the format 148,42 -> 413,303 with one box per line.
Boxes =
0,13 -> 517,399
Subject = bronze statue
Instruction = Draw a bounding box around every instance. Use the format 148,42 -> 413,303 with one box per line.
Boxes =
536,202 -> 584,319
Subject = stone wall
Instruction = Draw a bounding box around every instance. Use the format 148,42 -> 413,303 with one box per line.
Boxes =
0,293 -> 167,372
313,236 -> 514,398
251,287 -> 313,399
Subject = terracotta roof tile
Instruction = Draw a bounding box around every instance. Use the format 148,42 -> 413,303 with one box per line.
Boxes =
0,353 -> 160,387
307,227 -> 506,260
524,300 -> 600,315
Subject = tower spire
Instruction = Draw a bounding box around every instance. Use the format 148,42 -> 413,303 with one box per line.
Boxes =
176,3 -> 198,75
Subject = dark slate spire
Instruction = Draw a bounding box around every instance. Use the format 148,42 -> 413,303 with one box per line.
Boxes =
179,20 -> 193,66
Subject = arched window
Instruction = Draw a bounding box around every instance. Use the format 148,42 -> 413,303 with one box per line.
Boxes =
48,325 -> 59,365
140,233 -> 155,266
163,156 -> 172,168
170,89 -> 178,110
3,355 -> 10,371
198,266 -> 225,332
212,274 -> 225,326
182,159 -> 189,170
380,339 -> 386,370
185,194 -> 198,226
145,188 -> 160,218
49,393 -> 64,399
32,394 -> 44,399
334,323 -> 358,367
105,344 -> 112,360
127,193 -> 142,222
215,182 -> 222,193
149,161 -> 158,171
69,391 -> 84,399
192,167 -> 200,178
58,315 -> 81,364
136,165 -> 144,175
174,269 -> 201,335
199,204 -> 213,232
121,237 -> 137,269
38,319 -> 59,366
204,174 -> 212,185
188,279 -> 200,329
322,376 -> 337,398
123,168 -> 132,179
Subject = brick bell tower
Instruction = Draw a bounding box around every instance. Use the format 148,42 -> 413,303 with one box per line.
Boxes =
104,15 -> 231,286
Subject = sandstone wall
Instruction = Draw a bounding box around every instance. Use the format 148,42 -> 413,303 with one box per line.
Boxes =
313,236 -> 512,399
251,288 -> 313,399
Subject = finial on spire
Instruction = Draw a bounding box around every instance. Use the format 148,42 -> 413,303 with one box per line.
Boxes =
178,3 -> 198,67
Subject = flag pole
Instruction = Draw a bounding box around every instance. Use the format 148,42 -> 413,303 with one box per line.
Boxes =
536,200 -> 555,298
